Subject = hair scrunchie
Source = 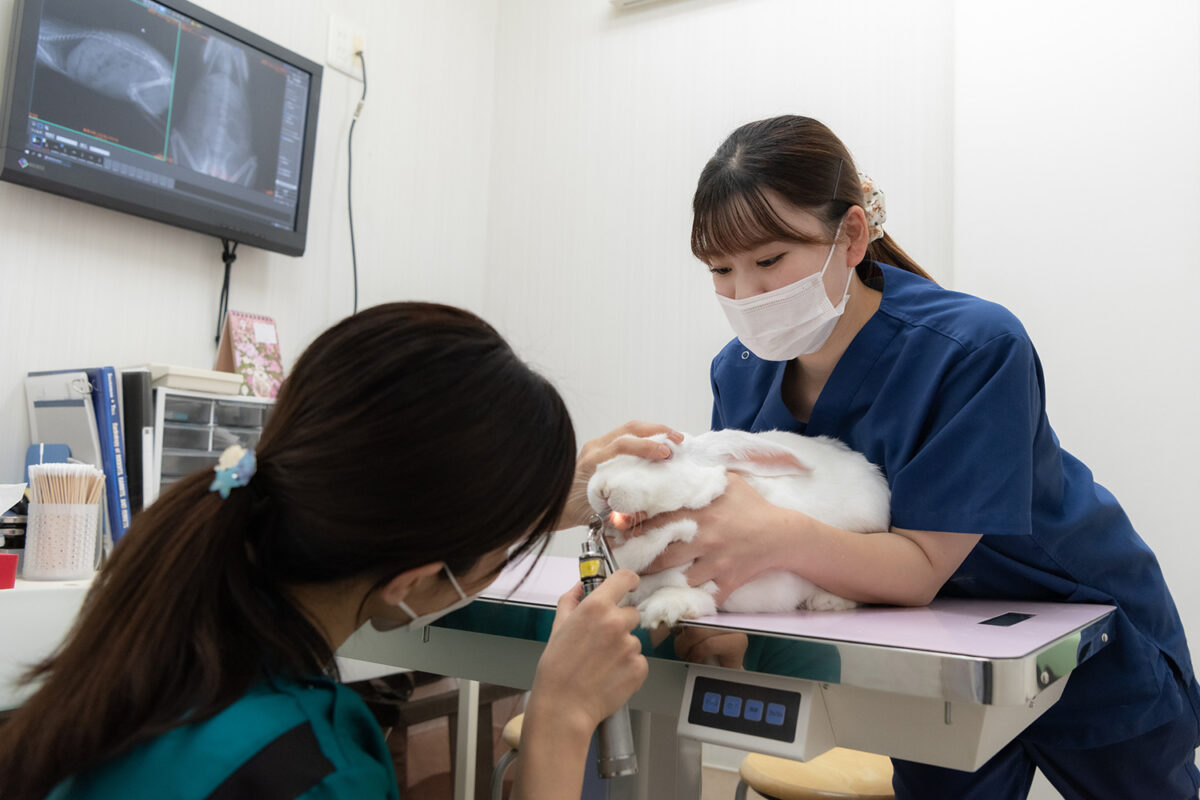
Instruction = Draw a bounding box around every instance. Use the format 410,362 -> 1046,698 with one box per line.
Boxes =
209,445 -> 257,499
858,170 -> 887,243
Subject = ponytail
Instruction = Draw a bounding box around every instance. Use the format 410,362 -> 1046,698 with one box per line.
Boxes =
0,471 -> 330,800
862,231 -> 936,284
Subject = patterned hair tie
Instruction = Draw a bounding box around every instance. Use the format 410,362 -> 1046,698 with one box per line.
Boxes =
209,445 -> 257,499
858,170 -> 887,243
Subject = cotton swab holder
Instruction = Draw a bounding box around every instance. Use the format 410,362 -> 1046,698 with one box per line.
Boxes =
23,464 -> 104,581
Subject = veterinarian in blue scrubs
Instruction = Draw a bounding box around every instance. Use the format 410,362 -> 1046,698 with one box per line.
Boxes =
572,115 -> 1200,799
0,304 -> 648,800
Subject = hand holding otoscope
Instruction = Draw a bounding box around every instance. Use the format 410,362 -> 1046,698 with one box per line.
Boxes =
579,515 -> 639,778
516,527 -> 646,797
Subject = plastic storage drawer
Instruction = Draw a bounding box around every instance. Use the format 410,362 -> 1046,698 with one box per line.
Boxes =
161,423 -> 213,452
162,396 -> 214,425
159,450 -> 220,480
214,401 -> 264,428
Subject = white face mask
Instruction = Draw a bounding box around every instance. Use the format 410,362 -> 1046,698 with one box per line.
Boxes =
370,564 -> 479,632
716,219 -> 851,361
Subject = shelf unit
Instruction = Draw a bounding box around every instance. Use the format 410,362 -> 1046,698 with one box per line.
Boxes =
149,388 -> 273,505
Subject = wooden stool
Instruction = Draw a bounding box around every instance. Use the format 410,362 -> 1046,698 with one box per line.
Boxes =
734,748 -> 894,800
490,712 -> 524,800
349,673 -> 523,798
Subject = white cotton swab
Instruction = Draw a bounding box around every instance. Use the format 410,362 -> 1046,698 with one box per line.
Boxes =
28,464 -> 105,505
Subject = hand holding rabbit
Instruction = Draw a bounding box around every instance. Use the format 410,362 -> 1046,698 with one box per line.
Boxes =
558,421 -> 684,529
623,472 -> 795,606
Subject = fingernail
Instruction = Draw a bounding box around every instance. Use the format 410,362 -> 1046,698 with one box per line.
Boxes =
658,446 -> 671,458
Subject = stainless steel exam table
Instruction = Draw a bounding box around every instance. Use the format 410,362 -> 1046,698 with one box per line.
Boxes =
340,555 -> 1115,800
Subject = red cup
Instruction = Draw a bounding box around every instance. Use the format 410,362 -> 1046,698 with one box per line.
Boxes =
0,552 -> 17,589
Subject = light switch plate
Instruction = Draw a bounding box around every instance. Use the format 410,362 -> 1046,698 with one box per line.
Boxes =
326,15 -> 363,80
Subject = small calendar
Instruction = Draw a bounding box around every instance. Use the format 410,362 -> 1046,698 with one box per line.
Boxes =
215,311 -> 284,398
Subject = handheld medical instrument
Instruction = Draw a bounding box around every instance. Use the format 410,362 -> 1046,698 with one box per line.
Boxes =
580,514 -> 638,778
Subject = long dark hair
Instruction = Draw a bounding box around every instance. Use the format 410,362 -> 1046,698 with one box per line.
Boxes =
691,115 -> 934,283
0,302 -> 576,800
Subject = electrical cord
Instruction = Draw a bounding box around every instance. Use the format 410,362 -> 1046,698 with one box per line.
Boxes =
347,50 -> 367,314
215,238 -> 238,346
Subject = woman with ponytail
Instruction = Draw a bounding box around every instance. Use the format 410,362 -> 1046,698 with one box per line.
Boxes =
0,302 -> 647,800
566,115 -> 1199,799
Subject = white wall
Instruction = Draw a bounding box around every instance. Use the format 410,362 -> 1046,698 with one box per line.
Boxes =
951,3 -> 1200,791
483,0 -> 954,449
0,0 -> 500,478
954,0 -> 1200,717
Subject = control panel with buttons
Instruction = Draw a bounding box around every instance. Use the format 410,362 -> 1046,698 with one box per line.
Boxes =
677,664 -> 834,761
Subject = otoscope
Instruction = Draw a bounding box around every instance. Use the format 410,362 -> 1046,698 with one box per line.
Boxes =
579,515 -> 639,778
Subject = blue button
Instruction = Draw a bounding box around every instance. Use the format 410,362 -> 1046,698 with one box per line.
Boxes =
743,699 -> 764,722
723,696 -> 743,717
702,692 -> 721,714
765,703 -> 786,726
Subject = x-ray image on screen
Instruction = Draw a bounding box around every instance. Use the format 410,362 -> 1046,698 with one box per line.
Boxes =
31,0 -> 179,157
167,27 -> 286,192
31,0 -> 288,192
2,0 -> 321,255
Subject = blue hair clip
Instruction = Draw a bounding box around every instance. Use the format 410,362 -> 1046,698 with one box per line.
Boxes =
209,445 -> 257,499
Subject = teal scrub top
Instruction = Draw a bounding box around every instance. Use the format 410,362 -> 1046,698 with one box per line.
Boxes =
47,676 -> 399,799
710,262 -> 1200,749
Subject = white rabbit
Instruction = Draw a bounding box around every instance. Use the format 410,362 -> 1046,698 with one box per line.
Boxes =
587,429 -> 890,629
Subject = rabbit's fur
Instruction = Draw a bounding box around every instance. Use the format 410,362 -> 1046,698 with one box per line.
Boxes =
587,429 -> 890,628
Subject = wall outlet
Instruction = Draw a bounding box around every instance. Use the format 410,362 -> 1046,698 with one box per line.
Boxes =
326,15 -> 364,80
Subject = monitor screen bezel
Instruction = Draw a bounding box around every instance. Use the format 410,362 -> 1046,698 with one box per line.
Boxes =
0,0 -> 323,256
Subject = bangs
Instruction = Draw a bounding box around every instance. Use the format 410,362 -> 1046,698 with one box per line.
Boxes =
691,184 -> 826,264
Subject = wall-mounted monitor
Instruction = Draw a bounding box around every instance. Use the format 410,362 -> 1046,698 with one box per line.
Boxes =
0,0 -> 322,256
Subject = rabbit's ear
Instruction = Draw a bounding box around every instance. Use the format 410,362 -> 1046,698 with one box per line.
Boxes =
694,431 -> 812,478
726,447 -> 811,478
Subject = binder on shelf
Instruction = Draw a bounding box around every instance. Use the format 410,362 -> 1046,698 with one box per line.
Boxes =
27,367 -> 131,545
98,367 -> 130,541
215,311 -> 284,398
120,367 -> 154,515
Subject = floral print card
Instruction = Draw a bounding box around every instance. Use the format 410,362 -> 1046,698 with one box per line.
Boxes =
214,311 -> 283,398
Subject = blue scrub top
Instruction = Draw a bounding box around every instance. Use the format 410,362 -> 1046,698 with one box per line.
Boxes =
710,262 -> 1200,749
47,676 -> 399,799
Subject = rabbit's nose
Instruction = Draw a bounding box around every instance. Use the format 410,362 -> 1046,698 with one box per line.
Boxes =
610,511 -> 635,529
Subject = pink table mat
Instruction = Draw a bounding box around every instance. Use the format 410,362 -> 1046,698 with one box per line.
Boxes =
482,556 -> 1113,659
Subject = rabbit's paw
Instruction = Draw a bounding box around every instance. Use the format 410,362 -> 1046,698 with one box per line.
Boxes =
624,565 -> 689,606
638,586 -> 717,629
803,589 -> 859,612
611,520 -> 697,574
